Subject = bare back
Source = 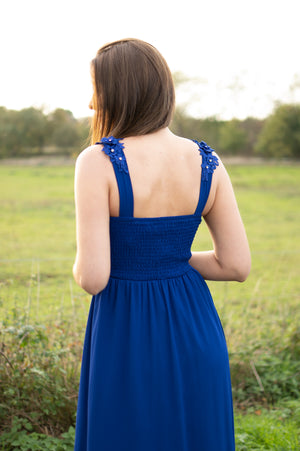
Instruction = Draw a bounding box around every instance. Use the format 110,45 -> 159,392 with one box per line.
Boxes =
73,127 -> 250,294
106,128 -> 215,218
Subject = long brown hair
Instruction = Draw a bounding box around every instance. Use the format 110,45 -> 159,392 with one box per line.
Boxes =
90,38 -> 175,143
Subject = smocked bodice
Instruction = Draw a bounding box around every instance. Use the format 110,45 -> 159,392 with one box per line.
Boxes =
94,136 -> 219,281
109,215 -> 201,280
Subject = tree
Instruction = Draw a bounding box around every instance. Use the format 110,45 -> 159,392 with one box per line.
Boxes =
0,107 -> 47,157
170,107 -> 199,138
219,119 -> 247,155
196,117 -> 223,151
47,108 -> 81,153
17,107 -> 47,153
0,107 -> 20,157
255,104 -> 300,158
240,117 -> 265,156
76,117 -> 91,150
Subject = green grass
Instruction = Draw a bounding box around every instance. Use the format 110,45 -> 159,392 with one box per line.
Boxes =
0,163 -> 299,349
235,404 -> 300,450
0,162 -> 299,447
0,165 -> 90,321
196,165 -> 300,353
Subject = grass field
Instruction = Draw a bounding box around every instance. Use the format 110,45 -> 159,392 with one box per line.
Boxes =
0,161 -> 299,448
0,163 -> 299,348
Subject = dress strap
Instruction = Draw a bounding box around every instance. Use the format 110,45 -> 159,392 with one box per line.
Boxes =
192,140 -> 219,216
95,136 -> 134,217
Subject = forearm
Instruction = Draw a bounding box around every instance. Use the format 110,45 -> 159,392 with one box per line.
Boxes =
189,251 -> 249,282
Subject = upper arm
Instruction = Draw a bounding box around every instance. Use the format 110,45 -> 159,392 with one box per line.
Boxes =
73,146 -> 111,294
203,158 -> 251,276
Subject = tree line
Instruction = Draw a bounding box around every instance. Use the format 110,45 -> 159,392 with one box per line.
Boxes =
0,107 -> 89,158
0,103 -> 300,158
171,103 -> 300,158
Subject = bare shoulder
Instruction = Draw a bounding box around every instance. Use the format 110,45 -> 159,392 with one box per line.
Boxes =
215,151 -> 232,187
74,145 -> 115,190
213,152 -> 227,178
76,144 -> 111,171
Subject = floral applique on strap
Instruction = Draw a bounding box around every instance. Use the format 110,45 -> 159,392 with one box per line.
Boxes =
193,140 -> 219,181
96,136 -> 129,173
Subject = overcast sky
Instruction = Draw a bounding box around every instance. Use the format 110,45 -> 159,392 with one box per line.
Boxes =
1,0 -> 300,120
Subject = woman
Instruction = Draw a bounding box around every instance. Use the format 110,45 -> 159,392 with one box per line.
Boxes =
73,38 -> 251,451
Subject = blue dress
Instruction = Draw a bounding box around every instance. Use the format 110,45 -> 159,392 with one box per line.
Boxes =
74,137 -> 235,451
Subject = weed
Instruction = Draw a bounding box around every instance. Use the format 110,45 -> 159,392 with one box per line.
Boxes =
0,306 -> 81,436
235,408 -> 299,450
0,417 -> 75,450
230,331 -> 300,407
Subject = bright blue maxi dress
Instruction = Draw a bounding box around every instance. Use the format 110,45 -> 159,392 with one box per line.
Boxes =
74,137 -> 235,451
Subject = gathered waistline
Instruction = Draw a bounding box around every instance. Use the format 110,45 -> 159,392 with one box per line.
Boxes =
109,266 -> 194,282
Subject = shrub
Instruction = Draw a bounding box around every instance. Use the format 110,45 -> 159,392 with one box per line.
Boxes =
0,418 -> 75,450
0,306 -> 82,437
230,329 -> 300,407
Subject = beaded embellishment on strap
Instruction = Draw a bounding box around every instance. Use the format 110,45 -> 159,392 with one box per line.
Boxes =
95,136 -> 134,217
193,140 -> 219,181
191,140 -> 219,216
96,136 -> 129,173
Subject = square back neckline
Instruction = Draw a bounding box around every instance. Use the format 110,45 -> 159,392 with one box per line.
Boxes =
95,136 -> 218,220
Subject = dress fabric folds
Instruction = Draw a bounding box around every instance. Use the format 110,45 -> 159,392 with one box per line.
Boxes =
74,137 -> 235,451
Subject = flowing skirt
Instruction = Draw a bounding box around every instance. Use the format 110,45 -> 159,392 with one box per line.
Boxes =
74,268 -> 235,451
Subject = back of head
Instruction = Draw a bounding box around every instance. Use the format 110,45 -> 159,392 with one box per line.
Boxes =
90,38 -> 175,142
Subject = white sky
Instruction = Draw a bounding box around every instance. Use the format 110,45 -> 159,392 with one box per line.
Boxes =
1,0 -> 300,120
